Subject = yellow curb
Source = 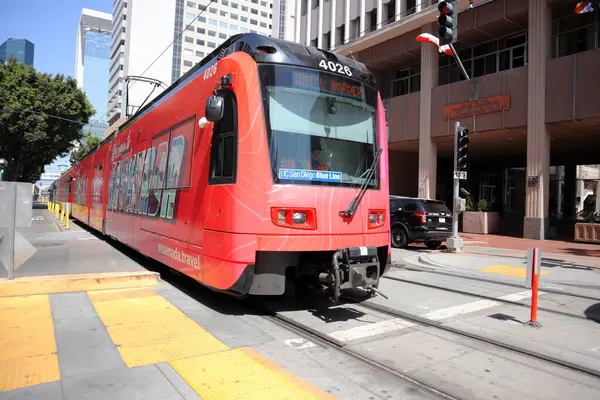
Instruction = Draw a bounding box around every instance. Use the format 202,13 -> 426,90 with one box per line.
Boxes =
0,271 -> 160,297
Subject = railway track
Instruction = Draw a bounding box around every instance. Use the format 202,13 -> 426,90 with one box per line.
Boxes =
392,264 -> 600,302
341,295 -> 600,380
260,305 -> 457,400
383,275 -> 599,322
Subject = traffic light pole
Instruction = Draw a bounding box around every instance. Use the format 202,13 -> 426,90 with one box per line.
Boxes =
447,121 -> 464,253
449,43 -> 471,81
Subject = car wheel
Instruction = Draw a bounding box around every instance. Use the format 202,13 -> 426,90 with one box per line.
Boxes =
391,227 -> 408,248
425,240 -> 442,250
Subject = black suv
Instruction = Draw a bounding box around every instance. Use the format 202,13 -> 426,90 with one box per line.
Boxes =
389,195 -> 452,249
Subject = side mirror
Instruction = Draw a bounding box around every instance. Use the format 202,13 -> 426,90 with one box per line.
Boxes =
205,96 -> 224,122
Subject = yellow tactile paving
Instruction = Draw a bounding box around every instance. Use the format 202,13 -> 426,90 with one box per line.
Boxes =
106,316 -> 205,346
0,294 -> 52,323
91,295 -> 198,327
0,271 -> 159,297
170,348 -> 332,400
118,332 -> 229,367
90,288 -> 335,399
0,294 -> 59,392
87,287 -> 159,302
0,317 -> 56,361
0,354 -> 60,392
479,264 -> 550,278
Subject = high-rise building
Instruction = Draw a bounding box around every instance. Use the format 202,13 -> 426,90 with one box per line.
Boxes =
75,9 -> 112,139
105,0 -> 280,137
0,38 -> 34,66
272,0 -> 297,40
106,0 -> 176,136
178,0 -> 275,77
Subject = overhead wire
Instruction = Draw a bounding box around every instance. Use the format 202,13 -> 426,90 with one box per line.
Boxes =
89,0 -> 217,131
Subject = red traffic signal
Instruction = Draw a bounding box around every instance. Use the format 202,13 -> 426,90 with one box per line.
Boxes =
437,1 -> 458,46
438,1 -> 455,15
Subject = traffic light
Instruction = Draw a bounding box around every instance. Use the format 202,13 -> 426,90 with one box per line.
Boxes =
438,1 -> 458,46
456,126 -> 469,170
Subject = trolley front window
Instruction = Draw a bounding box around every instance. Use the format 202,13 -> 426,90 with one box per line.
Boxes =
259,64 -> 379,188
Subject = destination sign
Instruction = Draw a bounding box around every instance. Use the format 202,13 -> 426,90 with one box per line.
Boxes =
292,70 -> 364,101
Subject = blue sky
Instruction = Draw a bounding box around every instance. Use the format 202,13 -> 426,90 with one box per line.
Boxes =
1,1 -> 111,174
0,0 -> 111,77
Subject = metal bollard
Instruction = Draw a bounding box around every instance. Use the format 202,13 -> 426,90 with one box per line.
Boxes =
66,212 -> 70,230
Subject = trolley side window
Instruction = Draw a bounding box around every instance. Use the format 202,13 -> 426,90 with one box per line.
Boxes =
209,90 -> 238,185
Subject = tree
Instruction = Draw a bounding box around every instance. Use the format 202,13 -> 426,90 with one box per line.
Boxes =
69,133 -> 101,165
0,57 -> 94,182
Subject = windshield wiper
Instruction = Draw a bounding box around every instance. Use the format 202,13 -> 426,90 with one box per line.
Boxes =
339,146 -> 382,218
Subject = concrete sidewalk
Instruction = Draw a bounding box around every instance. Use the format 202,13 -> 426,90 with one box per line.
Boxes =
1,208 -> 426,400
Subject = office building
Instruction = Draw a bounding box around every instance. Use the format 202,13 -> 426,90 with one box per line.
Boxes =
289,0 -> 600,240
272,0 -> 297,40
106,0 -> 176,134
105,0 -> 280,137
178,0 -> 275,76
75,8 -> 112,139
0,38 -> 34,66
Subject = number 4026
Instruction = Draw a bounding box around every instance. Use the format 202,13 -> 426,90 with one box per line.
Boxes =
319,59 -> 352,77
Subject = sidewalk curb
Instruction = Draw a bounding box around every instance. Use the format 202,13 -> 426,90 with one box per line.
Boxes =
463,247 -> 600,268
0,271 -> 161,297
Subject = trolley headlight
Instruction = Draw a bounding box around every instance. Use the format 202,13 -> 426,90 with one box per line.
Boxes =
368,210 -> 386,229
369,213 -> 378,224
292,212 -> 307,224
271,208 -> 317,230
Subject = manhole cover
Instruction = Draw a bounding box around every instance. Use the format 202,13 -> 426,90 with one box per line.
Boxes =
33,242 -> 66,248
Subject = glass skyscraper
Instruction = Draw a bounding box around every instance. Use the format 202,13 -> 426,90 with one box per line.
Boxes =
82,29 -> 111,139
0,38 -> 34,66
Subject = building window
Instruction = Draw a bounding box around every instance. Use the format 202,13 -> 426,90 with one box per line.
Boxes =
208,41 -> 216,48
208,30 -> 216,36
242,5 -> 249,11
209,91 -> 238,184
197,27 -> 205,34
552,12 -> 599,58
220,10 -> 228,17
260,22 -> 267,28
196,51 -> 205,57
231,13 -> 238,19
241,16 -> 248,22
438,32 -> 527,85
230,24 -> 238,31
197,39 -> 205,45
222,0 -> 229,5
186,26 -> 194,31
240,27 -> 248,32
261,1 -> 267,6
209,7 -> 217,13
185,36 -> 194,43
187,1 -> 196,7
219,33 -> 227,39
220,21 -> 227,28
261,11 -> 267,17
251,19 -> 258,25
185,12 -> 195,23
199,16 -> 206,23
184,48 -> 194,56
209,18 -> 217,25
184,60 -> 193,67
251,8 -> 258,14
392,63 -> 420,96
231,2 -> 239,8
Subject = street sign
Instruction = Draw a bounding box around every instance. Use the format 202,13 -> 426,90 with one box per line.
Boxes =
453,171 -> 467,180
